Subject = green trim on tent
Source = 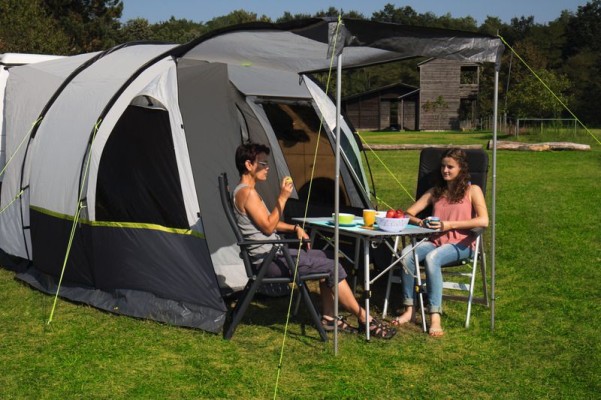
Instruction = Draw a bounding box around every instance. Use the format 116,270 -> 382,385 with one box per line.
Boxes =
29,205 -> 204,238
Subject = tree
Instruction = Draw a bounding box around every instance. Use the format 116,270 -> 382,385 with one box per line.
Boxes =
564,0 -> 601,55
435,14 -> 477,31
150,17 -> 206,44
0,0 -> 71,53
204,9 -> 268,31
528,11 -> 570,70
275,11 -> 312,23
42,0 -> 123,53
371,4 -> 419,25
561,0 -> 601,125
508,15 -> 537,42
506,69 -> 571,118
117,17 -> 154,43
310,7 -> 364,19
562,49 -> 601,125
478,16 -> 506,36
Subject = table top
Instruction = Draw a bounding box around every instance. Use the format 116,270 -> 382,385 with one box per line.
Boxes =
293,216 -> 434,238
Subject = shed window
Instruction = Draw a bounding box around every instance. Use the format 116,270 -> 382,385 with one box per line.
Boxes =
460,66 -> 478,85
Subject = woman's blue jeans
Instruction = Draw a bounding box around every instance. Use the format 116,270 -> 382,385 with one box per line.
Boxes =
400,241 -> 473,314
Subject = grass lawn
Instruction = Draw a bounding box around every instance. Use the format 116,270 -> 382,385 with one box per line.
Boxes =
0,130 -> 599,399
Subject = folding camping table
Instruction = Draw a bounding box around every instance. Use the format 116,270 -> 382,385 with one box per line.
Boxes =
293,216 -> 434,340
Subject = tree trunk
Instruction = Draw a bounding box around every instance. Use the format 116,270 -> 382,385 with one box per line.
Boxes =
487,141 -> 590,151
366,144 -> 483,150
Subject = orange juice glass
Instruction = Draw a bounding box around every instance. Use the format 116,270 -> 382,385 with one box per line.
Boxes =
363,209 -> 376,227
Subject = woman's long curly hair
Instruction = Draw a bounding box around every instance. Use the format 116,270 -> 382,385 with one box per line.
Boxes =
431,148 -> 471,203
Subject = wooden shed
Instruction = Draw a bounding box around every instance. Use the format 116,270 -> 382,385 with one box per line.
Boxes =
342,83 -> 419,131
419,58 -> 480,131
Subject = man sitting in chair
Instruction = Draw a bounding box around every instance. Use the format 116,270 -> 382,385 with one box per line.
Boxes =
233,142 -> 395,339
393,148 -> 489,337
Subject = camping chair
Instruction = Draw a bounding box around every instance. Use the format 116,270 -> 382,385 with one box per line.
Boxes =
382,147 -> 490,328
218,173 -> 329,341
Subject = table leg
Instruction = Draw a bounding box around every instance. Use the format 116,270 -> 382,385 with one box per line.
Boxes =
382,236 -> 400,318
363,238 -> 370,341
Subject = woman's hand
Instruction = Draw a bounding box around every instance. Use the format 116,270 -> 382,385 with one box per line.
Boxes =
425,218 -> 443,231
294,224 -> 311,250
279,176 -> 293,200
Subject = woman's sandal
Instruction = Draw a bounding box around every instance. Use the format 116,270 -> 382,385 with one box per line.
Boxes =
321,316 -> 358,334
358,318 -> 396,339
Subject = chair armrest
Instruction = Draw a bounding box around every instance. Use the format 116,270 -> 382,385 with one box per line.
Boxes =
470,227 -> 485,236
238,238 -> 309,247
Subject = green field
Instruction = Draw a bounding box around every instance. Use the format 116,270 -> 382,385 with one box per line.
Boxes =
1,130 -> 599,399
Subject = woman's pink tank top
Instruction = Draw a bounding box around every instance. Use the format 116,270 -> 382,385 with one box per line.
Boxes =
430,188 -> 475,248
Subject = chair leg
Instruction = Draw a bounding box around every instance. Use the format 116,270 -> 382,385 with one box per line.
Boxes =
298,281 -> 328,342
282,247 -> 328,341
465,236 -> 485,328
224,249 -> 278,340
465,250 -> 478,328
293,288 -> 301,316
479,240 -> 489,307
224,279 -> 261,340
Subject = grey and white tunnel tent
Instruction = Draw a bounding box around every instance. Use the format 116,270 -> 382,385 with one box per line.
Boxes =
0,18 -> 504,333
0,53 -> 65,186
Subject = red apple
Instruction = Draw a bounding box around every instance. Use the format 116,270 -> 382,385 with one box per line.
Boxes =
386,209 -> 397,218
395,209 -> 405,218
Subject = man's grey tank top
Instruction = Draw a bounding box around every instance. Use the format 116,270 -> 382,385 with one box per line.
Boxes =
233,183 -> 280,263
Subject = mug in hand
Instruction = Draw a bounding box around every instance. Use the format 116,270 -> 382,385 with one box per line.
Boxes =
425,216 -> 440,228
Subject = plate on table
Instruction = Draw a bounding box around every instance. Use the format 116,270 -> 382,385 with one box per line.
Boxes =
326,220 -> 357,227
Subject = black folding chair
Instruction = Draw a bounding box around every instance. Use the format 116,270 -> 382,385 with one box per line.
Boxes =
382,147 -> 489,328
218,173 -> 329,341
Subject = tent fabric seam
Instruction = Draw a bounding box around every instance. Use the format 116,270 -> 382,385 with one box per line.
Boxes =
30,205 -> 203,238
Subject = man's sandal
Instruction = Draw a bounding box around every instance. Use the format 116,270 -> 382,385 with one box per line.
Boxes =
358,318 -> 396,339
321,316 -> 358,334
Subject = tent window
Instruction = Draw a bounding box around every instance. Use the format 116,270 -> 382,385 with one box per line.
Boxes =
263,102 -> 350,206
96,104 -> 188,228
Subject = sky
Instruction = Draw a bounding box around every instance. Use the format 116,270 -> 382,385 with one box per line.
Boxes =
120,0 -> 589,25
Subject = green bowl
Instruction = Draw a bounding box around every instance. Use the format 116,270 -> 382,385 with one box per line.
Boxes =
332,213 -> 355,225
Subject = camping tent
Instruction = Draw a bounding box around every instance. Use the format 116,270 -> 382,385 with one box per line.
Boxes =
0,53 -> 64,181
0,34 -> 372,333
0,19 -> 503,333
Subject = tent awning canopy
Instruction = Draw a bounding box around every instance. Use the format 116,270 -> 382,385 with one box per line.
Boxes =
179,18 -> 504,73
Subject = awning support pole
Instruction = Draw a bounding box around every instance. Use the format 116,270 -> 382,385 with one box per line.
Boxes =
491,68 -> 499,331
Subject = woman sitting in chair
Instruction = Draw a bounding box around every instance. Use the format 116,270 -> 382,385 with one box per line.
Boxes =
233,142 -> 395,339
393,148 -> 489,337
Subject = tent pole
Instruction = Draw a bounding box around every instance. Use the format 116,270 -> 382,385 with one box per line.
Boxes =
491,68 -> 499,331
333,53 -> 342,354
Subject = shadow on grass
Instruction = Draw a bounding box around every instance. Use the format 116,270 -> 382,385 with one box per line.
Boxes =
222,290 -> 330,342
